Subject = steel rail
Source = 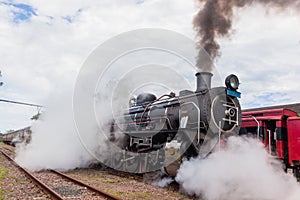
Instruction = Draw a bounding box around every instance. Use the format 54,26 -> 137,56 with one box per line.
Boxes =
1,146 -> 122,199
50,169 -> 122,200
0,149 -> 64,200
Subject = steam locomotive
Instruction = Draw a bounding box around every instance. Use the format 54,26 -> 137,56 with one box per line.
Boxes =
109,72 -> 241,176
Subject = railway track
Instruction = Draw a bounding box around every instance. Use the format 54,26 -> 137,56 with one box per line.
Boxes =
0,148 -> 61,199
1,144 -> 190,199
0,147 -> 122,200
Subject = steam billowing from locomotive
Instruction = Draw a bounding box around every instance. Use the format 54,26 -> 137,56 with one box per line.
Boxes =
176,137 -> 300,200
194,0 -> 300,71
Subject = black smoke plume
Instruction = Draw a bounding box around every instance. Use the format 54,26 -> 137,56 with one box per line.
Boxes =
194,0 -> 300,72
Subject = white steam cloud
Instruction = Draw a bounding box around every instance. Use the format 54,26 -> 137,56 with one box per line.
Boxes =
14,53 -> 195,171
152,177 -> 174,188
15,87 -> 109,171
176,137 -> 300,200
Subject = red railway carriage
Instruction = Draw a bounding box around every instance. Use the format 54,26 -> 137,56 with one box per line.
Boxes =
240,108 -> 300,176
287,117 -> 300,168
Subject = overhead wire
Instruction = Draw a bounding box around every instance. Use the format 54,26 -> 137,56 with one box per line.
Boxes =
0,98 -> 43,108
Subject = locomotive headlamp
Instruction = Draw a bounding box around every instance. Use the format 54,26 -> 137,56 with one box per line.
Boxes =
225,74 -> 240,91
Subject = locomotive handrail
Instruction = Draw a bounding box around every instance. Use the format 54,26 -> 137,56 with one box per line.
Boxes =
180,101 -> 201,143
144,115 -> 174,130
267,129 -> 272,154
129,115 -> 174,130
218,121 -> 222,151
162,116 -> 173,129
139,94 -> 174,123
243,115 -> 260,139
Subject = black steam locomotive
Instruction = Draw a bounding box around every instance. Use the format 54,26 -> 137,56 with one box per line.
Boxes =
109,72 -> 241,176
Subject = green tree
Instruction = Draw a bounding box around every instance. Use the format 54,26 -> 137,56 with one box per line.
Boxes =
31,112 -> 41,120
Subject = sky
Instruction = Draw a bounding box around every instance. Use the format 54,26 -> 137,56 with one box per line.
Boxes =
0,0 -> 300,133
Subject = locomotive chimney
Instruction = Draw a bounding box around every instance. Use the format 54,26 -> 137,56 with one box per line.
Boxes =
195,72 -> 213,92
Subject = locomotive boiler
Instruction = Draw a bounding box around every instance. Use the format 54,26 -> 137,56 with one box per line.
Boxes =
109,72 -> 241,176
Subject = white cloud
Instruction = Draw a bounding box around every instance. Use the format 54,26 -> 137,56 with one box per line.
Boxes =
0,1 -> 300,132
0,0 -> 195,132
217,5 -> 300,108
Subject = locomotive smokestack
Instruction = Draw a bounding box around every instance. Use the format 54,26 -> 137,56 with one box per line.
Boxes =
196,72 -> 213,92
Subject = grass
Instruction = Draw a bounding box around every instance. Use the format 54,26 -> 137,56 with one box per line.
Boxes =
102,179 -> 122,184
0,168 -> 9,200
0,168 -> 8,181
127,192 -> 152,199
88,173 -> 105,179
105,189 -> 152,199
105,189 -> 125,197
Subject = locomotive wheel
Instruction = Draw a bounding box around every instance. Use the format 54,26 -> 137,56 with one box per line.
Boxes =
146,150 -> 164,172
125,153 -> 140,173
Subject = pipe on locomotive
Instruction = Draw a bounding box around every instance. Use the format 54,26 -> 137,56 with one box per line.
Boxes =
195,72 -> 213,92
